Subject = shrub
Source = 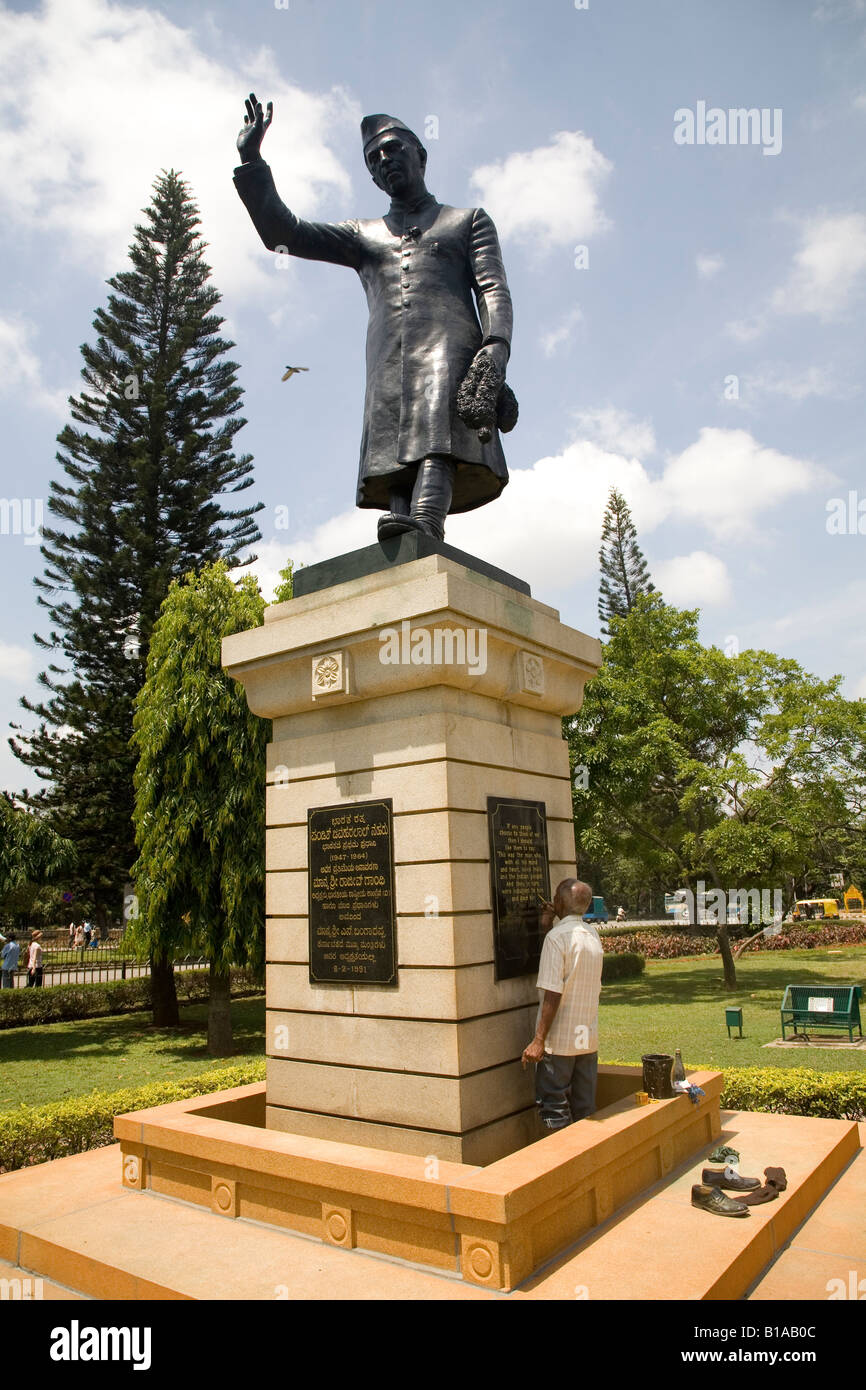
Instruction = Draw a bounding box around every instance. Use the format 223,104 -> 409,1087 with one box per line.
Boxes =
746,921 -> 866,952
0,966 -> 262,1030
601,1057 -> 866,1122
602,951 -> 645,982
0,1060 -> 267,1174
719,1066 -> 866,1122
602,931 -> 717,960
601,920 -> 866,961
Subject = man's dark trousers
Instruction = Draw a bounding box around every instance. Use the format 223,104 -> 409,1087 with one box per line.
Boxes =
535,1052 -> 598,1130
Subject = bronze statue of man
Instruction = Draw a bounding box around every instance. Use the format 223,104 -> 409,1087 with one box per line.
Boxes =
234,94 -> 514,543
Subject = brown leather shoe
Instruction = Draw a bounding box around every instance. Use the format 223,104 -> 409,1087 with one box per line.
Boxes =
701,1166 -> 760,1191
692,1183 -> 751,1217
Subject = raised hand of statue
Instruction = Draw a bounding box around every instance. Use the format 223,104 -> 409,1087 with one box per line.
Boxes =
237,92 -> 273,164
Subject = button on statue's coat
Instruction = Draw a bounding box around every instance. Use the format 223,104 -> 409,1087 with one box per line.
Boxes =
234,160 -> 514,514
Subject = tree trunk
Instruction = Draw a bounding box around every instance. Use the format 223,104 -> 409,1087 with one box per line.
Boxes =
207,964 -> 233,1057
716,923 -> 737,988
150,952 -> 179,1026
733,925 -> 766,960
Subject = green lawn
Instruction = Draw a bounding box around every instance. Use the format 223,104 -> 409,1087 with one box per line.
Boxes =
2,947 -> 864,1114
0,996 -> 266,1111
600,946 -> 866,1073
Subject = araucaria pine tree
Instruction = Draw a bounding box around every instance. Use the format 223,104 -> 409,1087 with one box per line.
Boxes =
11,171 -> 262,1017
597,487 -> 654,633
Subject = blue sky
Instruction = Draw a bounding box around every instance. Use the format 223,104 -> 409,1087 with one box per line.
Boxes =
1,0 -> 865,792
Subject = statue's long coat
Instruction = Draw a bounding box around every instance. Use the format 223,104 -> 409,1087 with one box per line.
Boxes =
234,159 -> 513,513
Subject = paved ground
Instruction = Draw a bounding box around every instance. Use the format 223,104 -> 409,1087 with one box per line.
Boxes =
0,1113 -> 861,1301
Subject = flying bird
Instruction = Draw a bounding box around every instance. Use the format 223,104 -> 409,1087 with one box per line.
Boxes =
281,366 -> 309,382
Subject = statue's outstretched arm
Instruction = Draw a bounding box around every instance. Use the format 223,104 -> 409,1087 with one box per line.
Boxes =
234,92 -> 361,269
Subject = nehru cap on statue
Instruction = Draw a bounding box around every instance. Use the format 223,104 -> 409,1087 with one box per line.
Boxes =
362,114 -> 425,156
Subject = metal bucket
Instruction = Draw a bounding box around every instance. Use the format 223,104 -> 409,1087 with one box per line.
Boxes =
641,1053 -> 674,1099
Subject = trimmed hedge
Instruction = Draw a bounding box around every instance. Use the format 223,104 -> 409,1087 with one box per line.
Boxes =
601,1059 -> 866,1122
602,951 -> 645,982
603,931 -> 718,959
1,1055 -> 861,1174
718,1066 -> 866,1122
745,921 -> 866,952
601,919 -> 866,960
0,1060 -> 267,1174
0,967 -> 262,1030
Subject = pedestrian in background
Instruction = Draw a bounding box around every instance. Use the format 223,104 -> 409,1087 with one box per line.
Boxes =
27,930 -> 44,988
1,934 -> 20,989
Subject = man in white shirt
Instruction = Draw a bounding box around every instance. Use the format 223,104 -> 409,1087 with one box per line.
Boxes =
521,878 -> 604,1130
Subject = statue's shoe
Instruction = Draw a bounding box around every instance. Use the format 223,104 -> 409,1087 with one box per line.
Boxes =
691,1183 -> 751,1217
377,512 -> 418,539
701,1166 -> 760,1191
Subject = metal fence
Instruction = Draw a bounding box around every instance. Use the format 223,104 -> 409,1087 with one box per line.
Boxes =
2,950 -> 208,989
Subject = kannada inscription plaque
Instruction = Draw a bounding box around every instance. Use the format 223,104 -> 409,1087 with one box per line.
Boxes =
308,799 -> 397,985
487,796 -> 551,981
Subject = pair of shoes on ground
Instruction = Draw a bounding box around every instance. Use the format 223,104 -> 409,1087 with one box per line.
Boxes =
692,1163 -> 788,1217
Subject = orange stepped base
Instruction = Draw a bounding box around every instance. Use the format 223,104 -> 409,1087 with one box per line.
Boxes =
112,1066 -> 724,1291
0,1107 -> 861,1301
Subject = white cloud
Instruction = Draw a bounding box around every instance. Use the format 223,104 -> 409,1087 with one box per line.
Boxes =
250,513 -> 370,602
254,442 -> 657,599
761,579 -> 866,649
252,424 -> 829,605
571,407 -> 656,458
660,427 -> 829,540
770,213 -> 866,320
539,306 -> 583,357
726,314 -> 767,342
0,0 -> 358,299
746,364 -> 856,401
469,131 -> 612,250
654,551 -> 732,607
0,317 -> 69,414
812,0 -> 866,18
0,641 -> 34,685
696,253 -> 725,279
851,672 -> 866,698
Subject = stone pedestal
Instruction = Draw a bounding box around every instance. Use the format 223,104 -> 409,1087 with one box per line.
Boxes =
222,548 -> 601,1166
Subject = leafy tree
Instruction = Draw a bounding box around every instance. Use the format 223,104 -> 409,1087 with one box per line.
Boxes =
598,487 -> 654,634
129,562 -> 267,1053
10,171 -> 263,969
568,593 -> 866,986
0,794 -> 76,928
273,561 -> 294,604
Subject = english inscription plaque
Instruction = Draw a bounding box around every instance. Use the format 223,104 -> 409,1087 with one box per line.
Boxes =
308,799 -> 397,985
487,796 -> 551,981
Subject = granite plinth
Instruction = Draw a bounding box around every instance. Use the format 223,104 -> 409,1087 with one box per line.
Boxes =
222,552 -> 602,1163
292,532 -> 531,598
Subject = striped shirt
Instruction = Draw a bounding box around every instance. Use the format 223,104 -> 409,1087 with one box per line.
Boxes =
535,913 -> 604,1056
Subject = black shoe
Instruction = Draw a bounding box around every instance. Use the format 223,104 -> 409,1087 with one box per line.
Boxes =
701,1166 -> 760,1192
377,512 -> 419,540
692,1183 -> 751,1217
408,457 -> 454,543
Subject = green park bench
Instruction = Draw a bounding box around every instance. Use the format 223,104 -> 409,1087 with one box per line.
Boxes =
780,984 -> 863,1043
